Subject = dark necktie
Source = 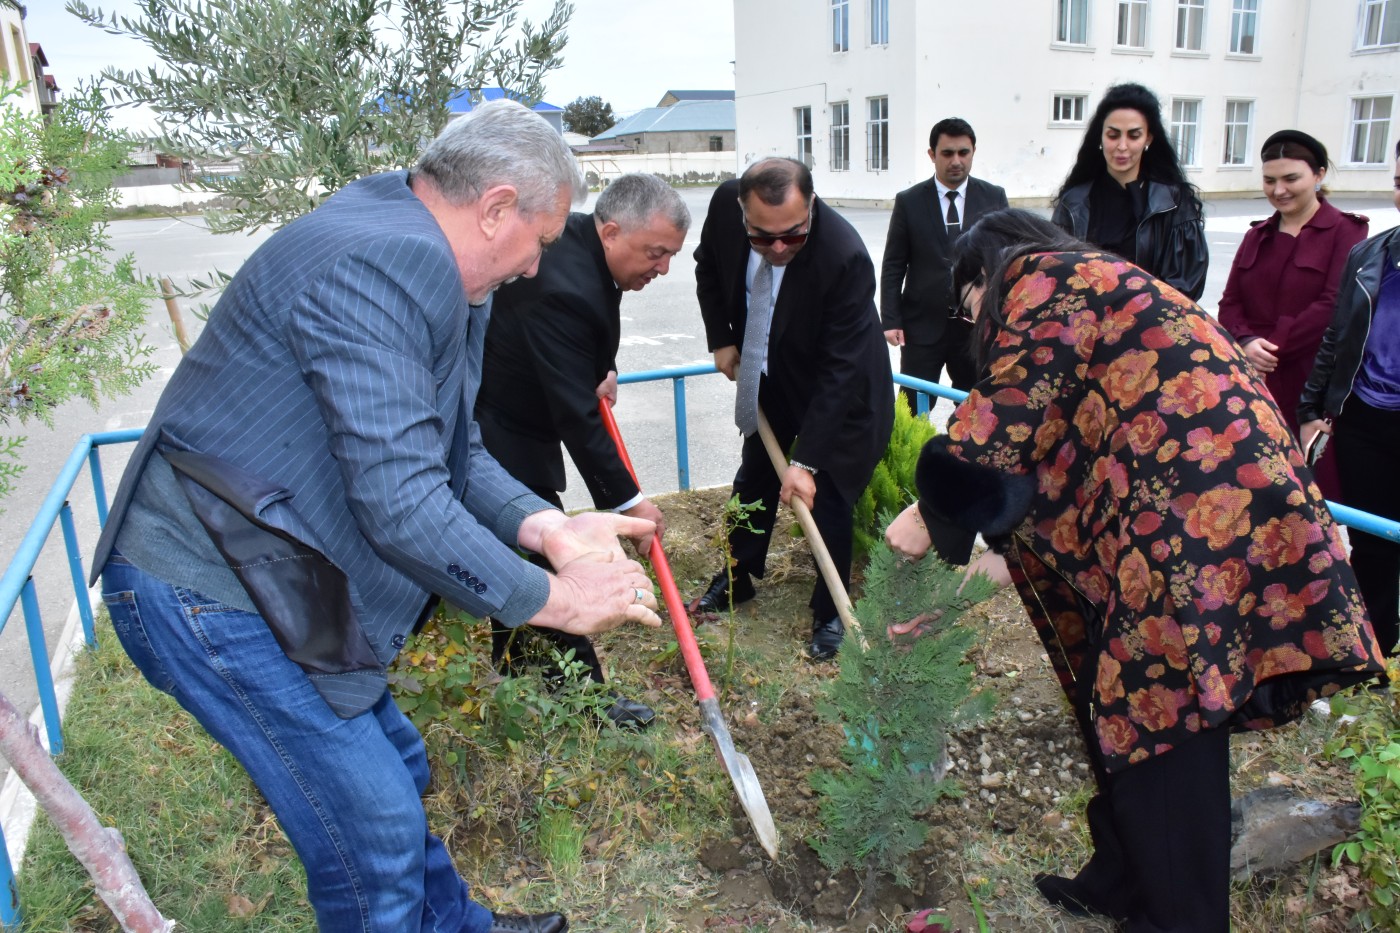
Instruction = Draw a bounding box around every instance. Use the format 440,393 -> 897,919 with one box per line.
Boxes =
735,260 -> 774,436
945,190 -> 961,237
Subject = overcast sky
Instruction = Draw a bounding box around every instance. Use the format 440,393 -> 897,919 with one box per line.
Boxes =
22,0 -> 737,131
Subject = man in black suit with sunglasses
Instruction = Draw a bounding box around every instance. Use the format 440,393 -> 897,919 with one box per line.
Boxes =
688,157 -> 892,661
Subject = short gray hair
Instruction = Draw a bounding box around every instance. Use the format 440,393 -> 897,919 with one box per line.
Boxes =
414,99 -> 586,215
593,173 -> 690,233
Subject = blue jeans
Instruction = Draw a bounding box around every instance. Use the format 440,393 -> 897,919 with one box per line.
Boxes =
100,554 -> 494,933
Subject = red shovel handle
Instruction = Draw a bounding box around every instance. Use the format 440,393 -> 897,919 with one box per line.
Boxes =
599,400 -> 717,703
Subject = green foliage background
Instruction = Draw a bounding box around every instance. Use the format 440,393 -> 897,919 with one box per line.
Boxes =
852,397 -> 939,560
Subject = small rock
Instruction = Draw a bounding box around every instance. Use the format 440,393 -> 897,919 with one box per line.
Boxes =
981,771 -> 1005,788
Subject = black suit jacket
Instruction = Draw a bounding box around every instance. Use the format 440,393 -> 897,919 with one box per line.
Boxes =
695,180 -> 894,499
476,212 -> 639,510
879,176 -> 1008,344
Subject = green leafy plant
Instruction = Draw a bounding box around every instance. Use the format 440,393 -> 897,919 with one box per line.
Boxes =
853,397 -> 938,560
711,493 -> 765,684
1326,659 -> 1400,926
809,539 -> 997,904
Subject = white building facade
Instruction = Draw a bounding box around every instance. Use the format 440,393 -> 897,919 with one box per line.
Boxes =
0,5 -> 41,115
734,0 -> 1399,202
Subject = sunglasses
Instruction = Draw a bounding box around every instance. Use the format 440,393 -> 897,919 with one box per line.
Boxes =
743,205 -> 813,247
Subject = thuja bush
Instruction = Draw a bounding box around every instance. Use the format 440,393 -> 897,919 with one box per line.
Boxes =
852,398 -> 938,560
809,541 -> 997,899
1326,658 -> 1400,927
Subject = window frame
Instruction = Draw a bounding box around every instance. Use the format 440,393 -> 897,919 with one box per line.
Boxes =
830,101 -> 851,172
870,0 -> 890,46
1056,0 -> 1091,45
1357,0 -> 1400,49
1229,0 -> 1259,55
1222,98 -> 1255,166
1349,95 -> 1395,164
832,0 -> 851,52
1175,0 -> 1206,51
1116,0 -> 1150,49
795,106 -> 814,167
1170,97 -> 1202,167
1051,93 -> 1088,126
866,96 -> 889,172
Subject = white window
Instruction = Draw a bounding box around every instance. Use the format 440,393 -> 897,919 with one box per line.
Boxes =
1230,0 -> 1258,53
1175,0 -> 1205,50
831,101 -> 850,171
832,0 -> 850,52
870,0 -> 890,45
1052,94 -> 1087,124
1171,99 -> 1202,166
1117,0 -> 1149,47
1222,99 -> 1253,165
866,97 -> 889,171
795,107 -> 813,167
1351,96 -> 1394,163
1358,0 -> 1400,48
1057,0 -> 1089,44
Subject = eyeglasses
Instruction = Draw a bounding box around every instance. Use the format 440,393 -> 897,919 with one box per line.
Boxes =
954,273 -> 986,322
742,205 -> 814,247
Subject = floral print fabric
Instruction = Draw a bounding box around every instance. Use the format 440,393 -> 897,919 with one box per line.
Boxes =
946,251 -> 1382,773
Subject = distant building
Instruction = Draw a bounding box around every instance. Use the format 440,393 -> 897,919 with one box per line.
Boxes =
592,99 -> 735,154
446,87 -> 565,134
29,43 -> 59,116
657,89 -> 735,107
736,0 -> 1399,201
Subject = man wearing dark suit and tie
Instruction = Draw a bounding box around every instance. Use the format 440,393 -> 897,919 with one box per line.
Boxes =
688,157 -> 893,661
477,173 -> 689,729
90,102 -> 662,933
881,118 -> 1008,411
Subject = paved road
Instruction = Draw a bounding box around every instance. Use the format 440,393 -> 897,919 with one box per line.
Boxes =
3,187 -> 1396,748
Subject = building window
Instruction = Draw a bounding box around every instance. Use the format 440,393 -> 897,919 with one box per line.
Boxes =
1117,0 -> 1149,47
1052,94 -> 1087,124
709,136 -> 723,152
1358,0 -> 1399,48
1175,0 -> 1205,50
1351,96 -> 1394,163
1057,0 -> 1089,44
795,107 -> 813,166
870,0 -> 890,45
832,0 -> 850,52
1230,0 -> 1258,53
1222,99 -> 1253,165
831,101 -> 850,171
866,96 -> 889,171
1170,98 -> 1202,166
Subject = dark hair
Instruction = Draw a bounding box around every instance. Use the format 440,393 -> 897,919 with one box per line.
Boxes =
1054,83 -> 1197,200
952,209 -> 1092,368
1260,141 -> 1327,174
738,157 -> 814,206
929,117 -> 976,150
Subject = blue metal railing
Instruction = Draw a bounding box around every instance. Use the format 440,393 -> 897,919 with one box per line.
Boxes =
2,370 -> 1398,926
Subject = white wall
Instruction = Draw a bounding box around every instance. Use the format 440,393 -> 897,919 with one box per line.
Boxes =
0,7 -> 40,115
735,0 -> 1398,203
114,184 -> 224,210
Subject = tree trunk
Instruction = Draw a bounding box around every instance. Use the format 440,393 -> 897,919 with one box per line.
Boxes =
0,690 -> 174,932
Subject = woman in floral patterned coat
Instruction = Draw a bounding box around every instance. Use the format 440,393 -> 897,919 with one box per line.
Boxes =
885,210 -> 1382,933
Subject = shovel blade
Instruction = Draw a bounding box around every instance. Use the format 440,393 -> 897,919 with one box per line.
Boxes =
699,698 -> 779,860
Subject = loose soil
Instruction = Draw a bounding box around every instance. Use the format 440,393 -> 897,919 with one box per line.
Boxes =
595,487 -> 1372,932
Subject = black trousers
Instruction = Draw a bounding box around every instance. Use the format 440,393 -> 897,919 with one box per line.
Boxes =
1334,395 -> 1400,657
1067,650 -> 1232,932
489,485 -> 605,684
897,319 -> 977,414
727,429 -> 854,624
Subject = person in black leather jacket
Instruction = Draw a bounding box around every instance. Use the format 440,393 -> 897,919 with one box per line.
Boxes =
1051,83 -> 1208,300
1298,140 -> 1400,658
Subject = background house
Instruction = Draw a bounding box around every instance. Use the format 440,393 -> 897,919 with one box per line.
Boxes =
592,99 -> 736,154
446,87 -> 565,133
0,6 -> 42,115
734,0 -> 1399,203
657,89 -> 735,107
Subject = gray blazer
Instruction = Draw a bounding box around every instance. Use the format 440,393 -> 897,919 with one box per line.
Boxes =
93,172 -> 554,716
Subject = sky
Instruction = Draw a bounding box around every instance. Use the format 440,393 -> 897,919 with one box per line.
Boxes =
21,0 -> 737,131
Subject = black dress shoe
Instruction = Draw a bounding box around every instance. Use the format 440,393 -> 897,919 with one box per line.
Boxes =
688,570 -> 755,616
1033,873 -> 1130,921
604,692 -> 656,730
489,911 -> 568,933
808,616 -> 844,661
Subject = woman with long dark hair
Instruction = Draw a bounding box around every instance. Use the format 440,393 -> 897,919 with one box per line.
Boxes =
1051,83 -> 1208,299
1217,130 -> 1368,499
886,209 -> 1381,932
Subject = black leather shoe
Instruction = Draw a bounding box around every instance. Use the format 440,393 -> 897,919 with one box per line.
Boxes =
604,692 -> 656,730
489,911 -> 568,933
808,616 -> 844,661
1033,873 -> 1130,921
688,570 -> 755,616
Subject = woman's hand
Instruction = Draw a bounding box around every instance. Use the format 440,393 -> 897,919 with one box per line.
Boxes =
1243,337 -> 1280,374
886,503 -> 932,558
1299,418 -> 1332,456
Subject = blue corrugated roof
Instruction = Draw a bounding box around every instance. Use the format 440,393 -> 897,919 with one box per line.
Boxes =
593,100 -> 735,139
446,87 -> 563,113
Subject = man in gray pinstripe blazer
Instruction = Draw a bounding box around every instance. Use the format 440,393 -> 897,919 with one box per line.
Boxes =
90,101 -> 657,933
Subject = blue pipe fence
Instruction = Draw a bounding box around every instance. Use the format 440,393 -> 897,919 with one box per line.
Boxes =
2,370 -> 1398,927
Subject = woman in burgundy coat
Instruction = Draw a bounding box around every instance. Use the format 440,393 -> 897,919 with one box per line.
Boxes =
1217,129 -> 1368,498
